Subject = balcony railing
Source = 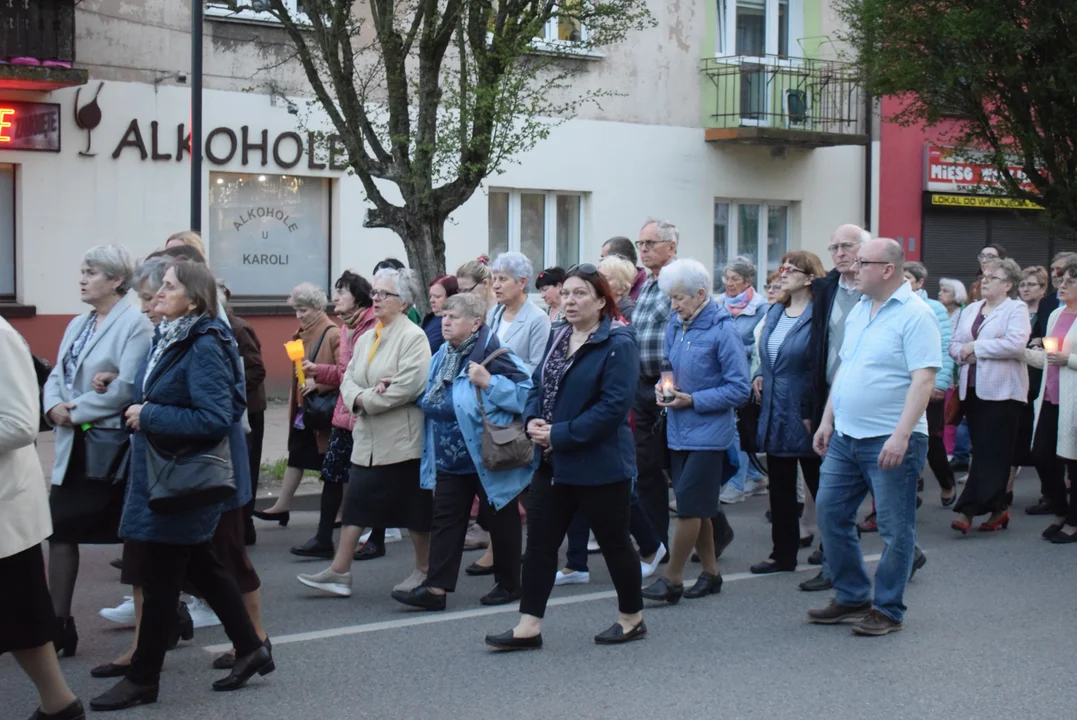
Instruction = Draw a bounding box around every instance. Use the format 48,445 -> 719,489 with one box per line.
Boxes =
0,0 -> 86,91
700,54 -> 868,148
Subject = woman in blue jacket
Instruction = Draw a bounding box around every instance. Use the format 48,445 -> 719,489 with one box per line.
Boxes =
392,292 -> 535,611
91,261 -> 272,712
750,251 -> 825,574
486,266 -> 644,650
642,259 -> 750,604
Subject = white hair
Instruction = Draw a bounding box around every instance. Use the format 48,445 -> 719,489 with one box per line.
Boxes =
938,277 -> 968,305
724,255 -> 757,286
658,258 -> 713,296
132,256 -> 171,295
288,282 -> 328,310
641,217 -> 679,245
374,267 -> 416,306
490,252 -> 534,282
83,245 -> 135,295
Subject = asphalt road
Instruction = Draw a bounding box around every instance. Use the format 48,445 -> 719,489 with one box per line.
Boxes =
4,469 -> 1076,719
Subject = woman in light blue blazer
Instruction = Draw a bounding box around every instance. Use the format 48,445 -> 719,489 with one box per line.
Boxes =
41,245 -> 154,656
489,252 -> 552,373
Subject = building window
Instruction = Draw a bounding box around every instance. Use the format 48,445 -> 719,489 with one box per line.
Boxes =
717,0 -> 794,57
714,200 -> 789,290
488,189 -> 583,274
205,1 -> 310,25
208,172 -> 330,299
0,164 -> 14,298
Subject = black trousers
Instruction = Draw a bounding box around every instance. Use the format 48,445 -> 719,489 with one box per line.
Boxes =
243,410 -> 265,526
426,472 -> 522,593
766,455 -> 821,567
925,399 -> 955,492
520,465 -> 642,618
1032,402 -> 1077,523
955,390 -> 1022,517
633,374 -> 669,550
128,541 -> 260,685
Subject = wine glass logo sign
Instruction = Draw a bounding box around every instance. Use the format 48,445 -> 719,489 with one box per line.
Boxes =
74,81 -> 104,157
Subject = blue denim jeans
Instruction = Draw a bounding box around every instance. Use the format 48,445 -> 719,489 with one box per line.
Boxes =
817,431 -> 928,623
952,418 -> 970,464
724,428 -> 761,492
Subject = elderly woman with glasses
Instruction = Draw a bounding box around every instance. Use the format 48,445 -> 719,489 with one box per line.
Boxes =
298,268 -> 433,597
41,245 -> 154,658
254,283 -> 340,527
642,259 -> 750,603
950,257 -> 1030,533
457,259 -> 498,319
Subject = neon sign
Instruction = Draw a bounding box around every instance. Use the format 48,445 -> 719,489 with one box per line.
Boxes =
0,102 -> 61,152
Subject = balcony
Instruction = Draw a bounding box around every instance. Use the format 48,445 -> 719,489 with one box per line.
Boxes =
700,55 -> 868,148
0,0 -> 87,91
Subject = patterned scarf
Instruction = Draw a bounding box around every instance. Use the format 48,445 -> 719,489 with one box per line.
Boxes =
142,314 -> 202,391
63,311 -> 98,389
724,286 -> 755,317
428,331 -> 479,404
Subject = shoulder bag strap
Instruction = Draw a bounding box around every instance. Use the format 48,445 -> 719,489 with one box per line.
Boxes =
473,346 -> 513,420
309,325 -> 333,362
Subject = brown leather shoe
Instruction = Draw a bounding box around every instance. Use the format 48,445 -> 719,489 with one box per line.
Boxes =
851,609 -> 904,636
807,599 -> 872,624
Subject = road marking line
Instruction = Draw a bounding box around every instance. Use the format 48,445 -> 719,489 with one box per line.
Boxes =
204,552 -> 884,653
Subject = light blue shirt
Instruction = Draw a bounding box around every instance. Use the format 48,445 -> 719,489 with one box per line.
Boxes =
831,281 -> 941,439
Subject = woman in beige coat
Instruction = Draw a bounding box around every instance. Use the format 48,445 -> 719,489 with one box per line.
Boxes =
298,267 -> 432,597
0,318 -> 85,720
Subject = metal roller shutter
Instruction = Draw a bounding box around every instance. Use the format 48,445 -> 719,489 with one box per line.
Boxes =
921,209 -> 988,296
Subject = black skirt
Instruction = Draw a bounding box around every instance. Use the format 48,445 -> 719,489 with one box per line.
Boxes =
669,450 -> 723,519
120,539 -> 150,587
0,544 -> 57,655
321,427 -> 354,484
287,424 -> 325,472
1011,402 -> 1036,467
342,459 -> 432,532
49,431 -> 125,545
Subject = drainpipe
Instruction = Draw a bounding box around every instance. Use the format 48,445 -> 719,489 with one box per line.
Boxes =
190,1 -> 203,231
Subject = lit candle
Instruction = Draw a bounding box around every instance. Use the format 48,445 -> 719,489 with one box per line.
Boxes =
660,371 -> 676,402
1043,337 -> 1059,353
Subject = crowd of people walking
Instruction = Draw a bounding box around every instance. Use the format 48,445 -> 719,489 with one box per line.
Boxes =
5,219 -> 1075,718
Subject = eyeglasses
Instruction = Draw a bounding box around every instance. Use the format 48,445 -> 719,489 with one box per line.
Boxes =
568,263 -> 600,276
1061,276 -> 1077,287
1018,282 -> 1043,289
980,275 -> 1007,284
978,252 -> 1000,261
827,242 -> 859,254
778,266 -> 807,275
852,259 -> 890,268
371,290 -> 400,300
635,240 -> 672,251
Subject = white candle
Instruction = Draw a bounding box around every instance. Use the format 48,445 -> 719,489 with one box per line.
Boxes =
1044,337 -> 1059,353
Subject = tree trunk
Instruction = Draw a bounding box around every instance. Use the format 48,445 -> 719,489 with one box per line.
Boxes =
397,215 -> 447,316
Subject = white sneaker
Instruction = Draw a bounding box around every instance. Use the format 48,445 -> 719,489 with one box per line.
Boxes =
297,568 -> 353,597
641,543 -> 667,579
184,596 -> 222,628
99,596 -> 136,625
586,532 -> 600,553
720,486 -> 745,504
554,570 -> 590,586
393,569 -> 426,592
744,478 -> 769,496
384,528 -> 404,544
359,529 -> 372,545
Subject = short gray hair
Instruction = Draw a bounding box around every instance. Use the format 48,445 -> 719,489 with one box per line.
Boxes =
1053,251 -> 1077,264
938,277 -> 968,305
658,258 -> 713,296
490,252 -> 534,282
133,256 -> 171,295
641,218 -> 679,245
723,255 -> 756,286
374,267 -> 416,306
442,292 -> 487,322
288,282 -> 328,310
984,258 -> 1022,299
904,260 -> 928,282
83,245 -> 135,295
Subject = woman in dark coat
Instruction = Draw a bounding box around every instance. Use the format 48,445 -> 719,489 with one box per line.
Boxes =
91,261 -> 272,712
750,251 -> 825,574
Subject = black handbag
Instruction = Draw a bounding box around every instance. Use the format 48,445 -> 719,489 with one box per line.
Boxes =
145,436 -> 236,514
652,408 -> 671,471
300,326 -> 339,430
82,424 -> 131,484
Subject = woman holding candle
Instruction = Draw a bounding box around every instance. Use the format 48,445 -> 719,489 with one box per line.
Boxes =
1026,261 -> 1077,542
1011,266 -> 1049,488
254,283 -> 340,527
949,257 -> 1030,533
642,259 -> 750,603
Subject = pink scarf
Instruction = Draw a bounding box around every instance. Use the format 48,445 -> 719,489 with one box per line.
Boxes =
724,286 -> 755,317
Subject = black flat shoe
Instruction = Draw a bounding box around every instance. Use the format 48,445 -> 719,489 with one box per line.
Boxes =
252,509 -> 290,527
1026,498 -> 1055,515
90,662 -> 130,679
807,548 -> 824,565
465,561 -> 495,576
799,571 -> 833,592
291,538 -> 335,559
941,493 -> 957,508
109,558 -> 123,571
213,637 -> 272,669
594,621 -> 647,645
641,577 -> 684,604
28,698 -> 85,720
89,679 -> 158,711
391,586 -> 447,611
485,629 -> 542,651
353,541 -> 385,561
1043,522 -> 1065,539
166,601 -> 194,651
799,533 -> 814,548
684,572 -> 723,598
480,585 -> 521,606
212,645 -> 274,692
750,560 -> 795,574
1050,529 -> 1077,544
54,617 -> 77,658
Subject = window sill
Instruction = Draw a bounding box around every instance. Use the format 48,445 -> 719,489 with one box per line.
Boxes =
205,7 -> 310,29
527,40 -> 604,61
0,302 -> 37,319
229,302 -> 298,317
